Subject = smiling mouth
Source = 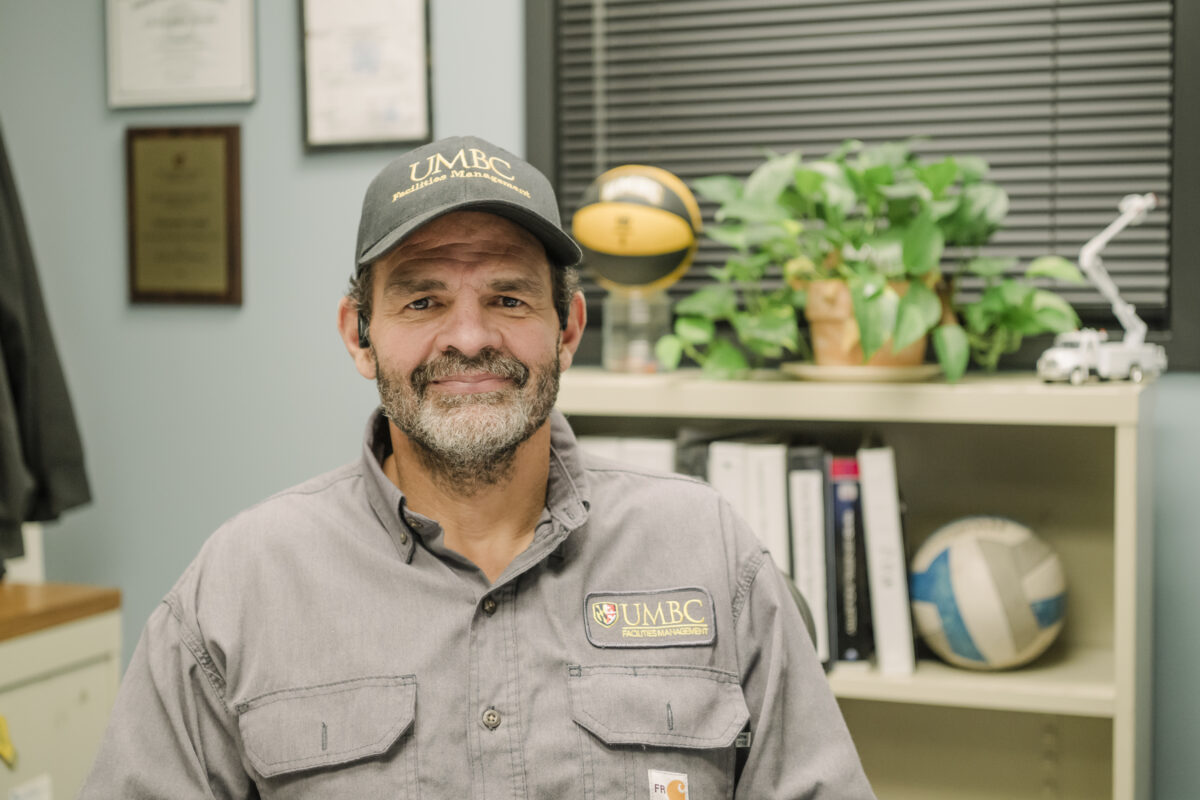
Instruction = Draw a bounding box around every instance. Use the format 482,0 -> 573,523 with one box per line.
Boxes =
430,373 -> 514,394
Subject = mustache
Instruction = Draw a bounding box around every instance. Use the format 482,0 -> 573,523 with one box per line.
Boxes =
410,348 -> 530,394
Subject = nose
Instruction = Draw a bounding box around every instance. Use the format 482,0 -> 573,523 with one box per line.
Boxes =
432,298 -> 503,358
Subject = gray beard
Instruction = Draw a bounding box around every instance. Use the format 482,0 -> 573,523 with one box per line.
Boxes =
376,345 -> 560,494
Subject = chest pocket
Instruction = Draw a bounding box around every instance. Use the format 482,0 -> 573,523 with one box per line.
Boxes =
236,675 -> 418,799
568,665 -> 749,800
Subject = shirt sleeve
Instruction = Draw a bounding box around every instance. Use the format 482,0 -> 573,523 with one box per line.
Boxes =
733,547 -> 878,799
78,597 -> 252,800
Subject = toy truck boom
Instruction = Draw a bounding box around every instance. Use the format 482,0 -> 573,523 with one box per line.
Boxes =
1036,194 -> 1167,384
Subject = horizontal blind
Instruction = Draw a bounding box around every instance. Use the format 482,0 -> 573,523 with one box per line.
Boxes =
554,0 -> 1173,324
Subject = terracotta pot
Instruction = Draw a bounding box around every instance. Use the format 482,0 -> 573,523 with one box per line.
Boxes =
802,279 -> 928,367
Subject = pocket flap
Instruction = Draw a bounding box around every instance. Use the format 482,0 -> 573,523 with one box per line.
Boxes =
237,675 -> 416,778
568,665 -> 749,749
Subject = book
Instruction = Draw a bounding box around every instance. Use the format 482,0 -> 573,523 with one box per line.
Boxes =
673,426 -> 714,480
577,436 -> 676,473
787,444 -> 837,666
829,455 -> 874,663
857,445 -> 916,676
707,439 -> 792,577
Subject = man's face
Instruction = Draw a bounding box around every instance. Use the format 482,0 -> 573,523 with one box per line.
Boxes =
362,211 -> 572,479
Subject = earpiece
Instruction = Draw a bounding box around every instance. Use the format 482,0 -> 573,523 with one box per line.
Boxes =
357,312 -> 371,348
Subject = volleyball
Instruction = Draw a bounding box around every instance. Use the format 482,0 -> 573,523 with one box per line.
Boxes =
909,516 -> 1067,670
571,165 -> 703,291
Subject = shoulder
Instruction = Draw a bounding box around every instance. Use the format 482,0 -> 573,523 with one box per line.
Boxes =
579,457 -> 769,572
168,460 -> 375,600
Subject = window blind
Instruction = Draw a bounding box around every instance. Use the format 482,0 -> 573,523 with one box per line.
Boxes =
553,0 -> 1173,325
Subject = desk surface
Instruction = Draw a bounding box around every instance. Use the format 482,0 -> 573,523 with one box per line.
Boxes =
0,583 -> 121,642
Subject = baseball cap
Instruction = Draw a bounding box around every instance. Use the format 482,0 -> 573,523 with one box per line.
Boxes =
355,135 -> 583,272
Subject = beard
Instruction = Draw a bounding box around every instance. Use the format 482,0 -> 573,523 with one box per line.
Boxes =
376,344 -> 561,493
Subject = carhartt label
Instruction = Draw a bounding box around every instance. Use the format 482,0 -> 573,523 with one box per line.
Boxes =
648,769 -> 689,799
584,588 -> 715,648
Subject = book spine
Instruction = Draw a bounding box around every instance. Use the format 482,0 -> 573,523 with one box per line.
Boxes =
788,445 -> 833,665
829,455 -> 873,663
858,446 -> 916,676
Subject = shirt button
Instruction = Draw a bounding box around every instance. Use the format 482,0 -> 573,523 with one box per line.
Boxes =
398,530 -> 409,545
482,707 -> 501,730
482,597 -> 498,616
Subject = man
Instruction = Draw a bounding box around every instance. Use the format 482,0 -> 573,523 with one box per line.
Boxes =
81,135 -> 875,798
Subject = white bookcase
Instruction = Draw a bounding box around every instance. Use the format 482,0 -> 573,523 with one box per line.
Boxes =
557,368 -> 1154,800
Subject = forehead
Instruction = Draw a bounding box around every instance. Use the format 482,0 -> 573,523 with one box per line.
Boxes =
379,211 -> 551,275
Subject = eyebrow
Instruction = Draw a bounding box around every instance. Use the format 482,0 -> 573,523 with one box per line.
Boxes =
382,274 -> 547,297
382,275 -> 448,295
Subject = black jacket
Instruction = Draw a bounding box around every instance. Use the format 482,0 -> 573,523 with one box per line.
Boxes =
0,122 -> 91,561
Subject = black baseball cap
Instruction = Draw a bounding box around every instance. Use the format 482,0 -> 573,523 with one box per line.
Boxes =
355,135 -> 583,272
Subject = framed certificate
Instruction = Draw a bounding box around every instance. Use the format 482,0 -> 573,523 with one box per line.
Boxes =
301,0 -> 432,148
126,126 -> 242,305
106,0 -> 257,108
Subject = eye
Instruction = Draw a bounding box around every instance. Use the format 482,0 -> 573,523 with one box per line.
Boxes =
408,297 -> 433,311
499,296 -> 524,308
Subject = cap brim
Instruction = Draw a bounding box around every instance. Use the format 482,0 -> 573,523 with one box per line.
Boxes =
357,200 -> 583,270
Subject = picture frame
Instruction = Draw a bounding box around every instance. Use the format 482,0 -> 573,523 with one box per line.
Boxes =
301,0 -> 432,149
126,126 -> 242,305
106,0 -> 257,108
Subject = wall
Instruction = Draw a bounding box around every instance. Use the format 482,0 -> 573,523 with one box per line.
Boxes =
0,2 -> 1197,798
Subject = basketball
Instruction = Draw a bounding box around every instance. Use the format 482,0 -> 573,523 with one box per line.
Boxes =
909,516 -> 1067,670
571,165 -> 703,291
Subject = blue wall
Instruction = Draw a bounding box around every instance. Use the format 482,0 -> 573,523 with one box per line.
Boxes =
1,2 -> 1196,797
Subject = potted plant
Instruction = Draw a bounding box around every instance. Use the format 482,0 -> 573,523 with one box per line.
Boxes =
655,139 -> 1085,381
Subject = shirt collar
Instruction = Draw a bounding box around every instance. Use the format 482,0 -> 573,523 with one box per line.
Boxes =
358,406 -> 591,564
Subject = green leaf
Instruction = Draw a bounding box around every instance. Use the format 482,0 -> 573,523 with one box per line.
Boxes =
692,175 -> 743,205
918,157 -> 960,198
675,316 -> 715,345
956,156 -> 990,182
745,152 -> 801,203
1026,256 -> 1086,283
705,223 -> 750,252
851,234 -> 904,276
731,304 -> 800,358
932,323 -> 970,382
713,196 -> 789,225
1031,290 -> 1081,332
827,139 -> 863,162
879,180 -> 932,203
961,182 -> 1009,224
701,338 -> 750,379
807,161 -> 857,219
964,256 -> 1017,278
929,198 -> 959,221
852,282 -> 898,361
893,281 -> 942,351
726,251 -> 775,283
793,166 -> 825,198
997,279 -> 1035,309
655,334 -> 684,370
675,285 -> 738,319
901,211 -> 945,276
857,141 -> 910,169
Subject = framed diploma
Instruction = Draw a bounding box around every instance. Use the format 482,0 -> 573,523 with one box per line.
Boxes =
106,0 -> 257,108
301,0 -> 432,148
126,126 -> 242,305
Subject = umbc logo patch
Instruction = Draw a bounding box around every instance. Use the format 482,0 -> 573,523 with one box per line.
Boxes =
593,602 -> 619,628
584,588 -> 715,648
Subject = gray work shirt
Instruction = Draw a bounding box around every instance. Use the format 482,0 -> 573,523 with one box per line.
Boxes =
81,408 -> 875,799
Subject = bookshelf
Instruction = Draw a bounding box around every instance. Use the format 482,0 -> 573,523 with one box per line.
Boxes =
558,368 -> 1154,800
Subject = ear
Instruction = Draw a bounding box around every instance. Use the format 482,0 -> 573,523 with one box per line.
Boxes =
557,290 -> 587,371
337,296 -> 377,380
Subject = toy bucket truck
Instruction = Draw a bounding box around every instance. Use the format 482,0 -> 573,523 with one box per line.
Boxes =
1037,193 -> 1168,384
